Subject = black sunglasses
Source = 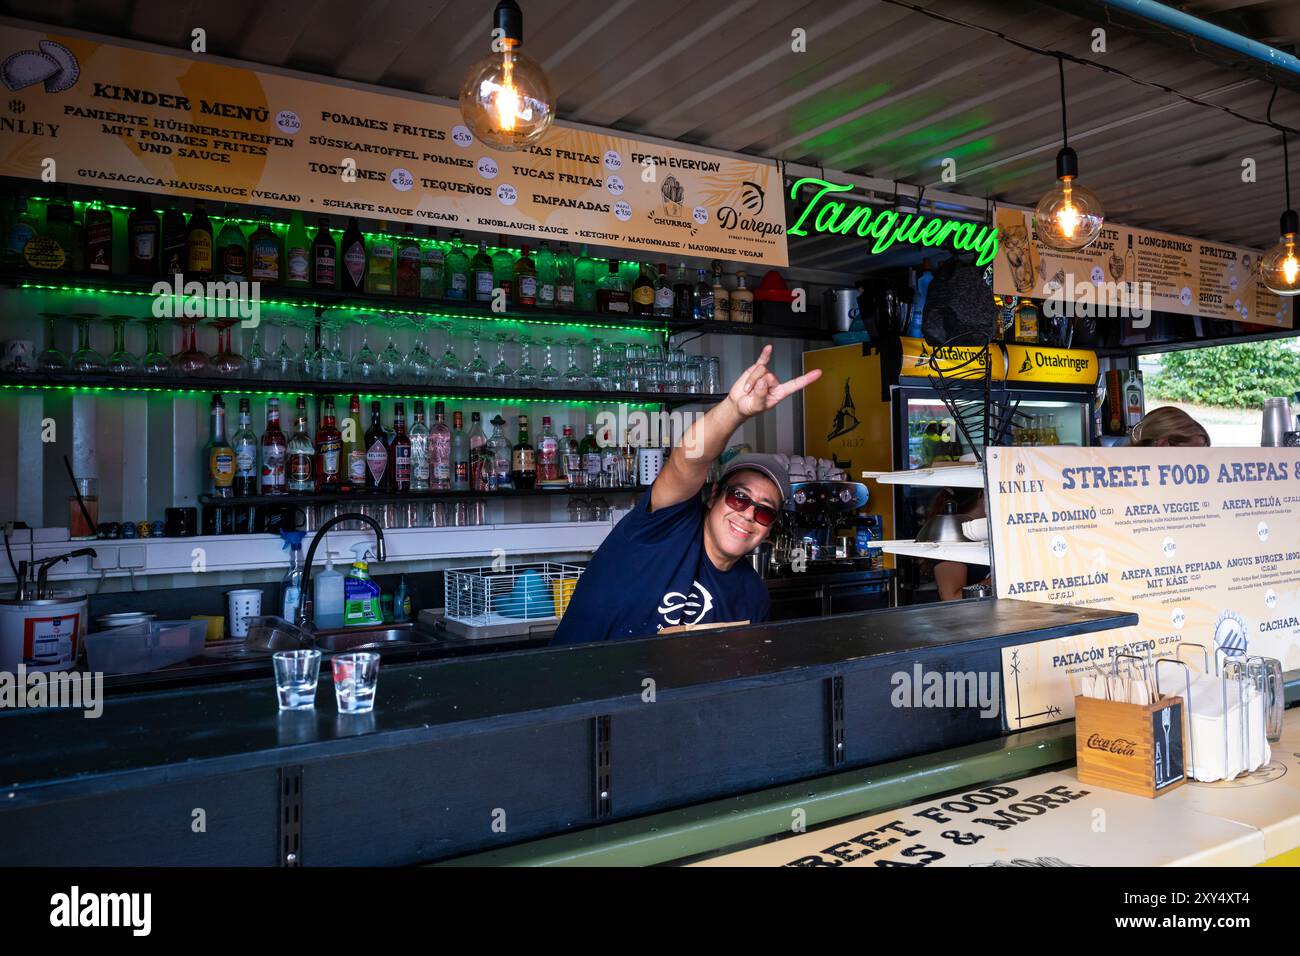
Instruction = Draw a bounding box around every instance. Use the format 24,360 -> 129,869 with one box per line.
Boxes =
722,486 -> 779,527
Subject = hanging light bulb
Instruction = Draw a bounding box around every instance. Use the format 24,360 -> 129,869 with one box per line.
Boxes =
1261,209 -> 1300,296
1033,59 -> 1105,251
459,0 -> 555,151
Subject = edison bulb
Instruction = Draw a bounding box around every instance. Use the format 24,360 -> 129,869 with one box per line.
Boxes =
1033,147 -> 1104,251
459,46 -> 555,151
1261,210 -> 1300,296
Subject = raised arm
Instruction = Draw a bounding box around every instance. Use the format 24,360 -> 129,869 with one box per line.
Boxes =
650,345 -> 822,511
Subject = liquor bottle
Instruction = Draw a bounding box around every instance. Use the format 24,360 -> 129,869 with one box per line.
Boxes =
471,239 -> 494,303
204,394 -> 235,498
185,200 -> 213,278
396,223 -> 421,296
711,260 -> 730,321
161,200 -> 187,275
1124,233 -> 1136,285
578,423 -> 602,487
4,195 -> 38,268
492,236 -> 515,305
364,401 -> 389,492
632,263 -> 655,316
1014,299 -> 1040,344
731,270 -> 754,323
419,226 -> 444,298
694,268 -> 713,321
287,396 -> 316,494
651,264 -> 674,318
71,203 -> 85,273
535,240 -> 556,309
389,402 -> 412,492
284,211 -> 310,288
597,259 -> 631,314
509,415 -> 536,490
408,401 -> 430,492
514,245 -> 538,306
217,206 -> 247,283
340,218 -> 367,293
126,195 -> 160,276
486,415 -> 513,491
84,195 -> 113,273
260,397 -> 287,496
311,217 -> 336,290
315,396 -> 342,490
574,245 -> 597,311
443,229 -> 470,300
466,411 -> 488,492
554,242 -> 576,310
430,401 -> 451,491
537,416 -> 560,483
451,410 -> 469,491
36,196 -> 74,272
671,264 -> 693,320
231,397 -> 258,498
561,424 -> 581,487
249,213 -> 281,286
366,221 -> 395,295
345,394 -> 365,488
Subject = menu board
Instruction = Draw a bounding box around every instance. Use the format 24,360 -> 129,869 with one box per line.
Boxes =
986,446 -> 1300,730
992,207 -> 1292,329
0,25 -> 788,264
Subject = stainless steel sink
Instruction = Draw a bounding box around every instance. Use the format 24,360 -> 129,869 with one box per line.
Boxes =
309,622 -> 435,652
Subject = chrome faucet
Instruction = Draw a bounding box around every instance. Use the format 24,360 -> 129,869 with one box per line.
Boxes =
29,548 -> 98,600
297,513 -> 386,630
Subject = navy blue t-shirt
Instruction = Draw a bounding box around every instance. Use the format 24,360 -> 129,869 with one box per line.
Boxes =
551,490 -> 771,645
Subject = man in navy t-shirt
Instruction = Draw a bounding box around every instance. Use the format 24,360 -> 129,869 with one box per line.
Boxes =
552,345 -> 820,645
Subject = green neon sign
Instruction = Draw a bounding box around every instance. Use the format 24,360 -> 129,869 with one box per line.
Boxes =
787,177 -> 999,266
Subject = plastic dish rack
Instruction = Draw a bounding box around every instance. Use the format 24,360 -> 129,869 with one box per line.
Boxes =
442,561 -> 585,639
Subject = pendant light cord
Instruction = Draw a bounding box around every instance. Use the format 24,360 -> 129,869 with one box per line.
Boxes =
1268,86 -> 1292,208
1058,56 -> 1068,148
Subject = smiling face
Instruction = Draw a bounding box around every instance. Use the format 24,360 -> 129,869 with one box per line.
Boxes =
703,469 -> 782,569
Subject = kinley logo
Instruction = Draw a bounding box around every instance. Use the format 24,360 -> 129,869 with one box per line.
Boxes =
788,177 -> 999,266
890,663 -> 1000,718
50,885 -> 151,936
150,275 -> 262,327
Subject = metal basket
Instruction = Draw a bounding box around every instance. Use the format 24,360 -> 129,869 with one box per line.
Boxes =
444,561 -> 585,630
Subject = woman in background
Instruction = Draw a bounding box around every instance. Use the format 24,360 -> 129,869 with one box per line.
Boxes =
1130,406 -> 1211,447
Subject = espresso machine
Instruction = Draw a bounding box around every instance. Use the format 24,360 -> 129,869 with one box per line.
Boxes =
765,480 -> 878,577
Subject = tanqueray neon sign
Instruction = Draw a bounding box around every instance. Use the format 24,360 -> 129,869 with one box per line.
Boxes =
788,177 -> 999,266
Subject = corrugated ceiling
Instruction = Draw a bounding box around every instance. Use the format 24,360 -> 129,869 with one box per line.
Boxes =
4,0 -> 1299,277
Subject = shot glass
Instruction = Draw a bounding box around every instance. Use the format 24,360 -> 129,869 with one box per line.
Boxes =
273,649 -> 322,711
332,652 -> 380,714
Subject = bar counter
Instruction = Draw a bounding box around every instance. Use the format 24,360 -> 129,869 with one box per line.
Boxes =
0,599 -> 1135,865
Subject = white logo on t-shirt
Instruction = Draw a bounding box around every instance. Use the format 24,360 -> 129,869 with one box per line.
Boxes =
657,581 -> 714,627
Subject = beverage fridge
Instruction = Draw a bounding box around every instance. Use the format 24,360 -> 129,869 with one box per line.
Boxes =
801,336 -> 1101,605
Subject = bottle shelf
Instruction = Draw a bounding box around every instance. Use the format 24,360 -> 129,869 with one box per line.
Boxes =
862,464 -> 985,489
2,269 -> 830,341
0,370 -> 725,409
197,487 -> 642,507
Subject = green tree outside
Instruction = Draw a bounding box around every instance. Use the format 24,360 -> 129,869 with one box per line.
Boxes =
1147,342 -> 1300,408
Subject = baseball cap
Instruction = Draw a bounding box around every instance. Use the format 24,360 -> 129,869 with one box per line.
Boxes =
717,453 -> 791,508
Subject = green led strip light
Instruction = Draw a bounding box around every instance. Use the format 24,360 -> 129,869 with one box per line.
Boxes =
0,382 -> 662,407
16,281 -> 667,336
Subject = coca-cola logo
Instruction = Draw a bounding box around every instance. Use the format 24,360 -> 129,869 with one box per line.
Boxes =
1086,733 -> 1136,757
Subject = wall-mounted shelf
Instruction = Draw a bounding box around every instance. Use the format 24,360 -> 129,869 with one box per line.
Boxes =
0,371 -> 723,409
862,464 -> 985,489
197,487 -> 642,507
876,539 -> 990,565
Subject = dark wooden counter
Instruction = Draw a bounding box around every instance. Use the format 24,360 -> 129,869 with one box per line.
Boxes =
0,599 -> 1134,865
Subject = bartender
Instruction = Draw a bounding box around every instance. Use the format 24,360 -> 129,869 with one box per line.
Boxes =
552,346 -> 821,645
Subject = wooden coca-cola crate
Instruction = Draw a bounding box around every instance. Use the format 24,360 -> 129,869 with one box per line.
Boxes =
1074,694 -> 1186,798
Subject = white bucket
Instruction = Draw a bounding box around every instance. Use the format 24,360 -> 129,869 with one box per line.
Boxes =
0,591 -> 89,672
227,589 -> 263,639
638,447 -> 665,486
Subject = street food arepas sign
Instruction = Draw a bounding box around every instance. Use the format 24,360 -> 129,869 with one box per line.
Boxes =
988,446 -> 1300,731
0,23 -> 788,264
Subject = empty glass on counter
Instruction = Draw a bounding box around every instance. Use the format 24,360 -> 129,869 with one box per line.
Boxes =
273,649 -> 322,711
